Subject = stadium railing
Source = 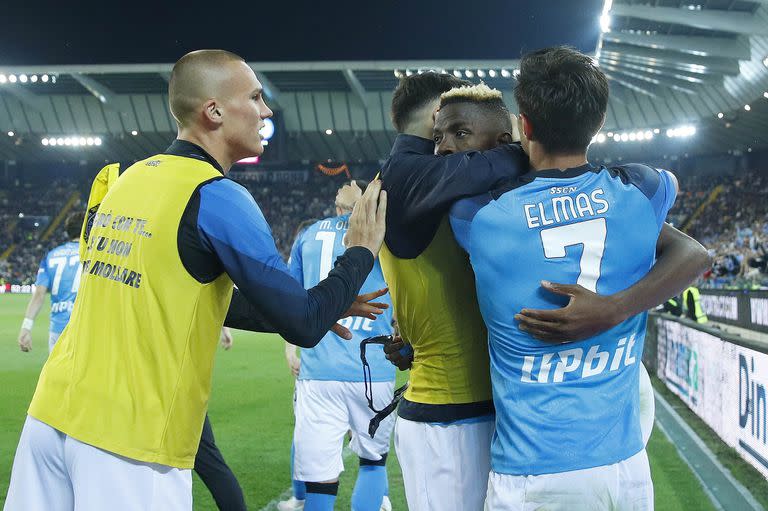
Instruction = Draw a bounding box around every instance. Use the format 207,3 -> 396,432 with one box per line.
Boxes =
645,312 -> 768,481
698,289 -> 768,334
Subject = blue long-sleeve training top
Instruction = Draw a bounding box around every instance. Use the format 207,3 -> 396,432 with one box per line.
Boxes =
167,139 -> 373,347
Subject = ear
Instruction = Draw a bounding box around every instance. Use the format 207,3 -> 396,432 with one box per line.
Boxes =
520,113 -> 534,141
498,131 -> 514,145
203,99 -> 223,126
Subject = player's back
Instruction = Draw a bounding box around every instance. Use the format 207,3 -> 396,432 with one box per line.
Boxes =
450,163 -> 676,475
290,214 -> 394,382
37,241 -> 81,334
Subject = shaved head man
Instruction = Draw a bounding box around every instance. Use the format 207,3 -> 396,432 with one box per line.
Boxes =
4,50 -> 387,511
169,49 -> 272,166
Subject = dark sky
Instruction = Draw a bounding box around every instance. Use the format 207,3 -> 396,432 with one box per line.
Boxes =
0,1 -> 603,65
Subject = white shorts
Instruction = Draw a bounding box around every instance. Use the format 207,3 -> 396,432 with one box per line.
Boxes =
4,415 -> 192,511
292,379 -> 395,482
48,331 -> 61,353
485,449 -> 653,511
639,362 -> 655,446
394,415 -> 493,511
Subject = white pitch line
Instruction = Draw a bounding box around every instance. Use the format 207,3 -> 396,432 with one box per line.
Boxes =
655,389 -> 765,511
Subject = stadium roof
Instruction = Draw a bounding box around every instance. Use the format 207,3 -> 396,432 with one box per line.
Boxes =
0,0 -> 766,165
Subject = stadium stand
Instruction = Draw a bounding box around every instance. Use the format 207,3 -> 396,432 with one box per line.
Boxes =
670,168 -> 768,288
4,163 -> 767,289
0,180 -> 83,285
0,169 -> 360,285
238,171 -> 348,258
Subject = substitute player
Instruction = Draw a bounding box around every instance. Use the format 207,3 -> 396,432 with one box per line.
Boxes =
283,180 -> 394,511
378,72 -> 710,510
4,49 -> 387,511
18,212 -> 84,353
448,46 -> 692,509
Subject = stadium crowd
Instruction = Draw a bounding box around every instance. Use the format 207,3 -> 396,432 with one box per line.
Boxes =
1,165 -> 767,288
0,170 -> 346,285
0,180 -> 81,286
670,168 -> 768,288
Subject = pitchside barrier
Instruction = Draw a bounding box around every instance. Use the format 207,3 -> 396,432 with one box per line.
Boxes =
698,288 -> 768,334
645,312 -> 768,480
0,283 -> 35,294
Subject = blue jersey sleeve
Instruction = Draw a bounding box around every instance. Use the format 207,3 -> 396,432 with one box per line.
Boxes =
287,228 -> 306,283
34,254 -> 50,289
449,194 -> 494,254
197,179 -> 373,347
614,164 -> 677,230
653,170 -> 678,227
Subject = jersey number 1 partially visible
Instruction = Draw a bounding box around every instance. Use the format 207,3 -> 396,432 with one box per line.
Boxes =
540,218 -> 607,292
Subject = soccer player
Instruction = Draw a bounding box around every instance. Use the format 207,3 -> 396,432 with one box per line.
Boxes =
432,82 -> 657,446
448,46 -> 689,509
283,180 -> 394,511
18,211 -> 84,353
4,49 -> 387,511
378,72 -> 710,510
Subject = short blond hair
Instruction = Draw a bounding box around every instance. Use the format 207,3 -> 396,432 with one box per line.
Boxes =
440,83 -> 503,104
438,83 -> 512,131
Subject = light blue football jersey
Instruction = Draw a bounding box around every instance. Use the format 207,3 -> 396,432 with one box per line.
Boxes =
289,214 -> 394,382
35,241 -> 81,334
450,163 -> 676,475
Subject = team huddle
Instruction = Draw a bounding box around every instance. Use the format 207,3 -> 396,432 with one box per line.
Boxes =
7,46 -> 710,511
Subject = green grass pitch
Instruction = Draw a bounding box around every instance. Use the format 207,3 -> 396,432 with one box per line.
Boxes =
0,295 -> 715,510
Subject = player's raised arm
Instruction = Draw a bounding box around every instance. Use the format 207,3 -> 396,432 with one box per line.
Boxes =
198,178 -> 387,348
381,74 -> 529,230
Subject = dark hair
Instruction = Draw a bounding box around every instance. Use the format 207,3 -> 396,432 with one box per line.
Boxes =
390,72 -> 470,133
64,210 -> 85,239
514,46 -> 609,154
439,90 -> 513,133
294,218 -> 318,240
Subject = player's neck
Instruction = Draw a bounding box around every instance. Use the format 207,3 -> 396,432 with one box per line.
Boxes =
529,149 -> 588,172
176,129 -> 234,173
402,102 -> 439,140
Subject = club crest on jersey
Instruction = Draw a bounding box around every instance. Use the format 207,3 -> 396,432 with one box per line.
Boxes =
521,334 -> 637,383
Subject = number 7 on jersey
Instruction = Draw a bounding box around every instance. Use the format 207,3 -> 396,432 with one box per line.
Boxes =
539,218 -> 607,292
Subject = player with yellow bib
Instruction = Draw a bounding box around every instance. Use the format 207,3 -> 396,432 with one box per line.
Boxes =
4,49 -> 388,511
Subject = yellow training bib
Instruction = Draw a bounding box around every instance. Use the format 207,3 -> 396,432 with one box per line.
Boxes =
29,154 -> 234,468
380,217 -> 491,408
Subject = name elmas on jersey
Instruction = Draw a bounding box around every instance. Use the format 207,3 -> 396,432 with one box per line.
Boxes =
524,187 -> 609,228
